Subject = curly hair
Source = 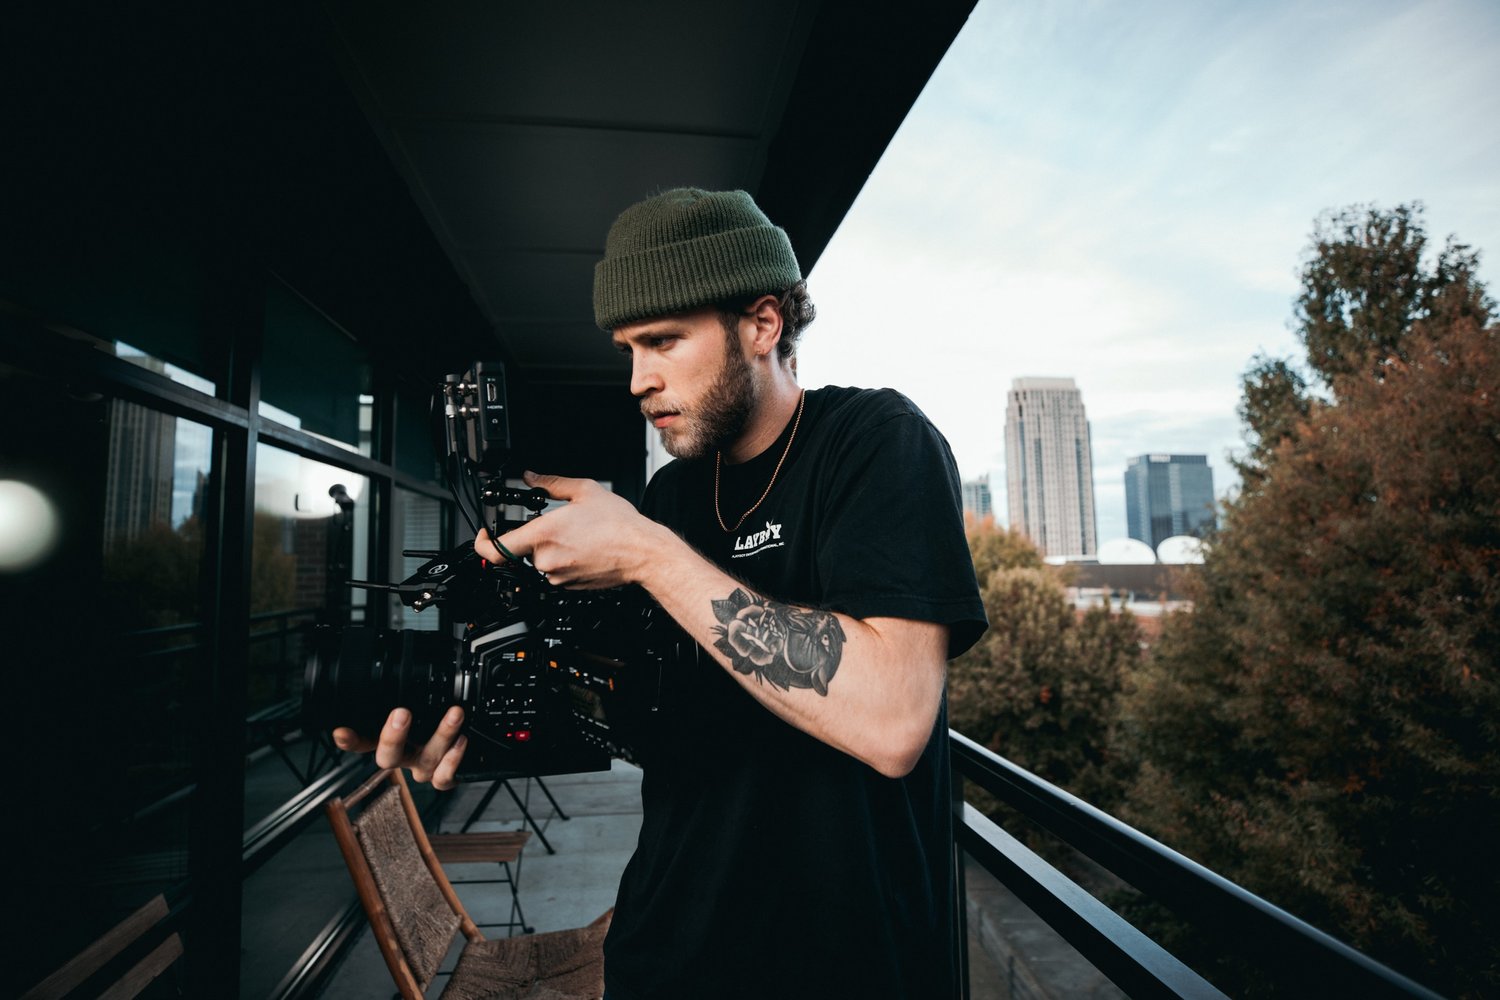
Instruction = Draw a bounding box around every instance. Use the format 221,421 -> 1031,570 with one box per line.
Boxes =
717,280 -> 816,362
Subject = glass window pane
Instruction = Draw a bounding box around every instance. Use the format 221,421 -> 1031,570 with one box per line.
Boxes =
395,382 -> 442,482
113,340 -> 218,396
260,281 -> 373,454
238,778 -> 443,999
4,364 -> 211,989
391,487 -> 449,632
239,826 -> 354,999
246,443 -> 369,825
0,237 -> 218,391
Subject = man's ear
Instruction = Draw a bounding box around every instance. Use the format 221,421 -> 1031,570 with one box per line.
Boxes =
745,294 -> 784,358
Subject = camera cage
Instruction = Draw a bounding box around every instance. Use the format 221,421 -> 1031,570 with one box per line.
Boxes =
306,362 -> 675,780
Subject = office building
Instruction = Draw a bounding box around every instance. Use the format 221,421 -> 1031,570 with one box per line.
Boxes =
102,394 -> 177,554
1004,377 -> 1098,557
961,474 -> 993,520
1125,454 -> 1217,550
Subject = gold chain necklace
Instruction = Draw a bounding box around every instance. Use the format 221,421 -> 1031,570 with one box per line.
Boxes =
714,389 -> 806,533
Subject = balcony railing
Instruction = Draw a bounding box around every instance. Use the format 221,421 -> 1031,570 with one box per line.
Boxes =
950,730 -> 1445,999
245,728 -> 1455,998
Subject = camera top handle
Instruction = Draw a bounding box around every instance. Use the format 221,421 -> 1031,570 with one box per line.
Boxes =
440,361 -> 549,541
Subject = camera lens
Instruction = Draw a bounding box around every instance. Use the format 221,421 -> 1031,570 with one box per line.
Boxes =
302,625 -> 456,741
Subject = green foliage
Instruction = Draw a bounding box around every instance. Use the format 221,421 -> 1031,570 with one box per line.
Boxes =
950,522 -> 1139,810
1124,204 -> 1499,997
250,511 -> 298,614
1236,355 -> 1312,484
964,514 -> 1044,582
1295,202 -> 1492,388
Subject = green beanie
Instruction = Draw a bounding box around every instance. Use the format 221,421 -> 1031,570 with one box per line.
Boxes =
592,188 -> 802,331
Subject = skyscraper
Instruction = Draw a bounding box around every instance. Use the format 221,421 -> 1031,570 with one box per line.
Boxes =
1124,454 -> 1216,550
961,474 -> 992,521
103,397 -> 177,554
1004,377 -> 1098,557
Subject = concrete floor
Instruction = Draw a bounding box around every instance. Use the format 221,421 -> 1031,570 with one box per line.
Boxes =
309,759 -> 1104,1000
964,860 -> 1126,1000
315,760 -> 644,999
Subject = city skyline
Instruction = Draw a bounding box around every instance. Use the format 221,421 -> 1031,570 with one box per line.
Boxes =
796,0 -> 1500,544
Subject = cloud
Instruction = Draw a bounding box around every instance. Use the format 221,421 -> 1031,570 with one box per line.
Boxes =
803,0 -> 1500,539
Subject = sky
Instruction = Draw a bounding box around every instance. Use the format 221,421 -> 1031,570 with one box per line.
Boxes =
796,0 -> 1500,544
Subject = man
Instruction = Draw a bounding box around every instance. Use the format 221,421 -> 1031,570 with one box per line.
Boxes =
336,188 -> 986,998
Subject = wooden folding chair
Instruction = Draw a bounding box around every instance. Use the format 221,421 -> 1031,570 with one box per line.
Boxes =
326,768 -> 610,1000
430,822 -> 533,936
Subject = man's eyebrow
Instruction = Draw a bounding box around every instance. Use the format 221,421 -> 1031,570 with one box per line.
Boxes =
615,325 -> 681,345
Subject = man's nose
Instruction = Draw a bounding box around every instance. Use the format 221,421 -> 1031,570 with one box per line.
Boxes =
630,358 -> 663,398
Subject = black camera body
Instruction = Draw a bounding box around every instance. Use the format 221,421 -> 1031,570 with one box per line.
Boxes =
302,362 -> 685,780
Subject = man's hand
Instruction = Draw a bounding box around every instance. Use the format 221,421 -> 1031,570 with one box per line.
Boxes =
331,705 -> 469,790
476,473 -> 945,777
476,471 -> 667,589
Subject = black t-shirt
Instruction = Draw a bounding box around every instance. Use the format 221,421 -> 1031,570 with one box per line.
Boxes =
603,386 -> 986,1000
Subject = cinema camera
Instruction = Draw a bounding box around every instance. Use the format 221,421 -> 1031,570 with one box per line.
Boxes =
302,362 -> 688,780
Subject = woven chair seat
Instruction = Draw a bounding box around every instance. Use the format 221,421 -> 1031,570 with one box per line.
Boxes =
439,920 -> 608,1000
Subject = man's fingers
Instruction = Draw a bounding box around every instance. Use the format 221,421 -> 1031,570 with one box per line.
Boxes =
374,708 -> 411,769
523,470 -> 586,501
336,706 -> 466,788
475,528 -> 509,563
410,705 -> 465,783
480,519 -> 542,565
332,727 -> 374,754
431,734 -> 468,791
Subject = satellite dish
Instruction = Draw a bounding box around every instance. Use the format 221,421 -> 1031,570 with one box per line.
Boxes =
1158,535 -> 1207,564
1097,538 -> 1157,564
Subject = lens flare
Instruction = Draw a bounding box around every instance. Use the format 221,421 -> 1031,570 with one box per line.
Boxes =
0,479 -> 60,572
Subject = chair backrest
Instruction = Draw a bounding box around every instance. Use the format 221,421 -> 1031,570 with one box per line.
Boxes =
20,893 -> 183,1000
326,769 -> 481,999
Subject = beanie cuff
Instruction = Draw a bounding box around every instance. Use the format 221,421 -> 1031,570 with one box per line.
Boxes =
593,225 -> 799,330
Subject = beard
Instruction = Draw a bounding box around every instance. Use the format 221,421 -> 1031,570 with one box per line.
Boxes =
650,334 -> 756,461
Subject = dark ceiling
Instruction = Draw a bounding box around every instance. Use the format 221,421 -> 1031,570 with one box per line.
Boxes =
322,0 -> 979,384
3,1 -> 975,399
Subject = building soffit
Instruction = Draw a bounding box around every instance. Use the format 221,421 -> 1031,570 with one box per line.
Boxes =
323,0 -> 978,387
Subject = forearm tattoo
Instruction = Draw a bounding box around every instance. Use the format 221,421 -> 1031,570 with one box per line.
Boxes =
710,587 -> 846,695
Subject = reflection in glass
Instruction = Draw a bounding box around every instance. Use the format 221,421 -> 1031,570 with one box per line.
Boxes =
99,403 -> 213,826
396,382 -> 442,482
237,777 -> 440,999
239,827 -> 354,998
104,403 -> 214,554
9,396 -> 216,986
260,281 -> 373,454
392,487 -> 448,632
113,340 -> 217,396
245,445 -> 368,823
2,237 -> 218,392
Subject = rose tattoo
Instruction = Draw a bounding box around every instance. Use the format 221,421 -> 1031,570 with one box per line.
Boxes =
711,588 -> 846,694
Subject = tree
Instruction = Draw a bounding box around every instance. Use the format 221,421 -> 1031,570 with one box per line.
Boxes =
1123,204 -> 1499,997
964,514 -> 1044,583
1295,202 -> 1490,387
949,522 -> 1139,810
1235,355 -> 1311,486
